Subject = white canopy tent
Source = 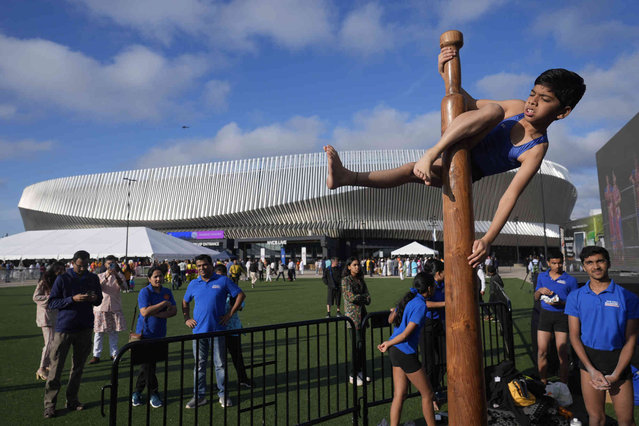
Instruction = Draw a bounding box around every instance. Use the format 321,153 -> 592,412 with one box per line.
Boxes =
0,227 -> 221,261
391,241 -> 438,257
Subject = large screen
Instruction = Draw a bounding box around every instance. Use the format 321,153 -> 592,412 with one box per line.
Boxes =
596,113 -> 639,271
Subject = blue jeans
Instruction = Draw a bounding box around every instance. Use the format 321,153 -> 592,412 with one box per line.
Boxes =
193,336 -> 226,399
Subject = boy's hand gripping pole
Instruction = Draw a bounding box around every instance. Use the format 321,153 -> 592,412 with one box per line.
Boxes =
440,30 -> 488,426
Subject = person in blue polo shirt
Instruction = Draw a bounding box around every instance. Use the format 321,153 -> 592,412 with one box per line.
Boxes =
565,246 -> 639,426
534,248 -> 578,384
182,254 -> 245,409
379,273 -> 437,426
131,266 -> 177,408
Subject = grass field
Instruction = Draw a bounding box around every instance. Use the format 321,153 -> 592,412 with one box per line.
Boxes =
0,274 -> 635,425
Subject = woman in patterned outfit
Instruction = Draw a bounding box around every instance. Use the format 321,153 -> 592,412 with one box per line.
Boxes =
33,262 -> 65,380
341,257 -> 371,386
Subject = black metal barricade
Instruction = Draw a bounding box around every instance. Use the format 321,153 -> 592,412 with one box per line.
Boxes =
101,317 -> 359,426
359,301 -> 514,426
102,303 -> 513,426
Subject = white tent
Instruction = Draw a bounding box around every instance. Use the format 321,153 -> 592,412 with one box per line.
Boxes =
0,227 -> 221,261
391,241 -> 438,257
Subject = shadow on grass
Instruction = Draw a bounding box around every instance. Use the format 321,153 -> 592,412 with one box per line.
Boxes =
0,334 -> 41,341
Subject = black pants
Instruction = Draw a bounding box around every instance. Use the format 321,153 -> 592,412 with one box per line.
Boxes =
135,362 -> 158,394
352,329 -> 365,377
419,318 -> 445,390
227,334 -> 249,382
276,272 -> 285,280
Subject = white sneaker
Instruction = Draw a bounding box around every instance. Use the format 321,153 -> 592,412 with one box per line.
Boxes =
185,396 -> 208,409
349,375 -> 364,386
219,396 -> 233,408
358,372 -> 371,382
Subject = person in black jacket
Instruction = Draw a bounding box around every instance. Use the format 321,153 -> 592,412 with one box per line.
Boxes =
322,257 -> 342,318
43,250 -> 103,418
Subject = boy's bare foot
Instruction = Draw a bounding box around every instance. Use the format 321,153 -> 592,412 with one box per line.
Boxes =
413,149 -> 437,185
324,145 -> 353,189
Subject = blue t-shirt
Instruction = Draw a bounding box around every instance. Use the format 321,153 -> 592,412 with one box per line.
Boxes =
184,274 -> 242,334
389,293 -> 427,354
565,280 -> 639,351
535,271 -> 578,313
426,281 -> 445,321
411,262 -> 418,276
136,284 -> 176,339
225,294 -> 245,334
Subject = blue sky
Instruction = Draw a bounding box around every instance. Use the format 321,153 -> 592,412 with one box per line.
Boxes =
1,0 -> 639,235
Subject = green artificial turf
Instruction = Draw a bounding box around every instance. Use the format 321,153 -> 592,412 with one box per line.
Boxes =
1,275 -> 635,425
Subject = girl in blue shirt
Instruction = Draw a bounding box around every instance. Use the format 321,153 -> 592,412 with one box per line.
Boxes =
131,267 -> 177,408
378,273 -> 437,426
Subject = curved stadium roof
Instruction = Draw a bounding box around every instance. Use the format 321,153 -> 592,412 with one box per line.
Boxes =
18,150 -> 576,246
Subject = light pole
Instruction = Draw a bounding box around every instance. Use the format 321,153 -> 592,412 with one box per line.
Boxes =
361,220 -> 366,259
538,169 -> 548,259
123,177 -> 137,265
514,216 -> 520,264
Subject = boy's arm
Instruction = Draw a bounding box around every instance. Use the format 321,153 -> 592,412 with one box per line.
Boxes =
568,315 -> 608,388
606,318 -> 638,384
468,146 -> 545,266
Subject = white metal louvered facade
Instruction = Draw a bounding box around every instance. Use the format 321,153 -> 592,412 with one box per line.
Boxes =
18,150 -> 576,246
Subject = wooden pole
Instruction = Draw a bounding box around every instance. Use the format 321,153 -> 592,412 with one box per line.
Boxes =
440,30 -> 487,426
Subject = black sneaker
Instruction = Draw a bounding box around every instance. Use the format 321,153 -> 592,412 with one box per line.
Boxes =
66,401 -> 84,411
240,379 -> 253,388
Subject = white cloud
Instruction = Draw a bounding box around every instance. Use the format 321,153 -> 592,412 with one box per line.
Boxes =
214,0 -> 334,50
137,105 -> 443,168
338,3 -> 394,56
70,0 -> 211,45
574,51 -> 639,124
137,116 -> 324,168
568,168 -> 602,220
72,0 -> 334,51
0,104 -> 17,120
333,106 -> 440,150
433,0 -> 507,28
203,80 -> 231,111
545,123 -> 614,170
0,138 -> 53,159
0,34 -> 209,121
533,6 -> 639,53
475,72 -> 533,100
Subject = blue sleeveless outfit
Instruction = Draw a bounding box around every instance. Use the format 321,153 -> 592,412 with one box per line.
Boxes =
470,113 -> 548,180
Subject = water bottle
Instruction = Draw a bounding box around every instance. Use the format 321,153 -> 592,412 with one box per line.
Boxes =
570,418 -> 582,426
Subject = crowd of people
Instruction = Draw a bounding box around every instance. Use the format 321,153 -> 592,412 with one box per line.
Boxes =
28,245 -> 639,425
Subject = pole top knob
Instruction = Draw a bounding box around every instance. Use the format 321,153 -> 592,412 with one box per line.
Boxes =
440,30 -> 463,49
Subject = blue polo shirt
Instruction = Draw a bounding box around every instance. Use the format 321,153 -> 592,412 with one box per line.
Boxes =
184,274 -> 242,334
426,281 -> 445,321
535,271 -> 578,313
565,280 -> 639,351
389,293 -> 427,354
136,284 -> 175,339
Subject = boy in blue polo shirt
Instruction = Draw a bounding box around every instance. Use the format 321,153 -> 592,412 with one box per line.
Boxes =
565,246 -> 639,426
534,248 -> 578,384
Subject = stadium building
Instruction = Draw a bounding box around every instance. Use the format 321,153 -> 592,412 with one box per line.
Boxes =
18,150 -> 576,263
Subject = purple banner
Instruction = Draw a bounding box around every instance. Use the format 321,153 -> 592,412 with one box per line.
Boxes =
194,230 -> 225,240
